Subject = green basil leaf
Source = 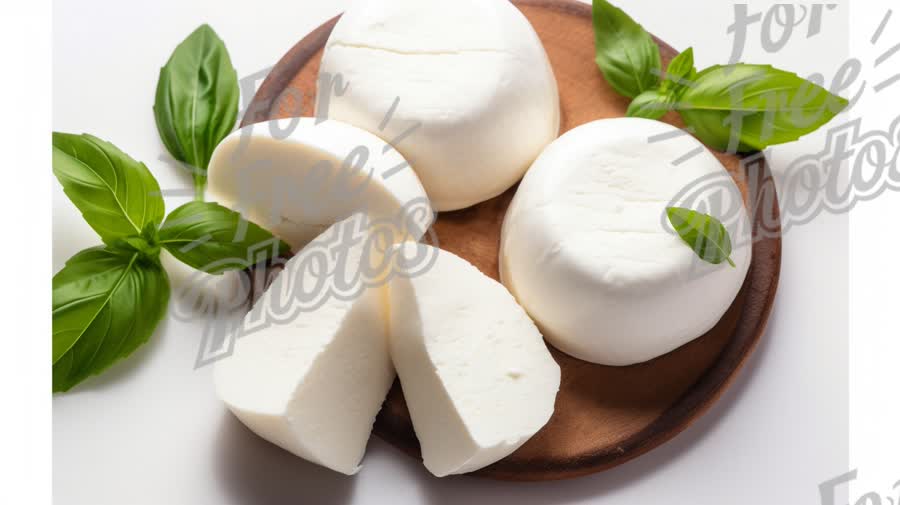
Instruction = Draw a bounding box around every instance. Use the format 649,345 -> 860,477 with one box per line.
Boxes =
52,133 -> 165,245
661,47 -> 696,92
592,0 -> 661,99
158,201 -> 289,274
674,64 -> 849,152
53,247 -> 170,392
666,207 -> 735,267
626,89 -> 673,119
154,24 -> 239,200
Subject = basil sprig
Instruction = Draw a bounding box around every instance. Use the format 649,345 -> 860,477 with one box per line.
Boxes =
593,0 -> 849,152
666,207 -> 735,267
52,133 -> 288,392
154,24 -> 239,201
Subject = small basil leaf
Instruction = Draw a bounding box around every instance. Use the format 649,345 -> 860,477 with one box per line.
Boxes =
592,0 -> 661,99
109,235 -> 161,260
661,47 -> 696,93
626,89 -> 673,119
674,64 -> 849,152
154,24 -> 239,200
53,247 -> 170,392
158,201 -> 289,274
666,207 -> 735,267
52,133 -> 165,245
109,222 -> 162,259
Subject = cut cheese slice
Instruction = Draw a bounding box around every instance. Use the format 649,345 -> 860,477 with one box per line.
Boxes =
214,215 -> 394,475
207,117 -> 433,250
388,243 -> 560,476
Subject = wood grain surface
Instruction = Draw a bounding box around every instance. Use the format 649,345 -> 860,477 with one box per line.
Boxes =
241,0 -> 782,481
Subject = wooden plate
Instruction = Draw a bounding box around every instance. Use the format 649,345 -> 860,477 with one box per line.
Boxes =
241,0 -> 782,481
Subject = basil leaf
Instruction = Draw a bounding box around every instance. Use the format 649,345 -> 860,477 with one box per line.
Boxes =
626,89 -> 673,119
662,47 -> 696,92
154,24 -> 239,200
592,0 -> 661,99
53,247 -> 170,392
666,207 -> 735,267
52,133 -> 165,245
674,64 -> 849,152
158,201 -> 289,274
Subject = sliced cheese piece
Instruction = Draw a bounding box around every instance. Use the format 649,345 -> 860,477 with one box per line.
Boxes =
317,0 -> 560,211
388,243 -> 560,476
207,117 -> 433,250
214,216 -> 394,475
500,118 -> 752,366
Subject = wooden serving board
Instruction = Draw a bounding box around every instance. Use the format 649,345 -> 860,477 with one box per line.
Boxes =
242,0 -> 782,481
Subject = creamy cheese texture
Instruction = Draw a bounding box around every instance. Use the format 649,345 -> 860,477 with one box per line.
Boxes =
207,117 -> 433,250
317,0 -> 560,211
500,118 -> 753,366
214,216 -> 394,475
389,243 -> 560,476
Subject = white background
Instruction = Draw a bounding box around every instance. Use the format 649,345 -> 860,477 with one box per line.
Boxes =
1,0 -> 896,503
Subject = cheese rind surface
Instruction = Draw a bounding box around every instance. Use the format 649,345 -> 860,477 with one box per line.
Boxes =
500,118 -> 752,366
317,0 -> 560,211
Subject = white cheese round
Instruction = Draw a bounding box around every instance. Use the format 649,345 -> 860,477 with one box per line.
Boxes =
208,117 -> 433,251
389,243 -> 560,476
317,0 -> 560,211
500,118 -> 752,366
214,216 -> 394,475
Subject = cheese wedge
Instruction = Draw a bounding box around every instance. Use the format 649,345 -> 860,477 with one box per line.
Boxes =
500,118 -> 752,366
207,117 -> 433,250
317,0 -> 560,211
214,215 -> 394,475
388,243 -> 560,476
